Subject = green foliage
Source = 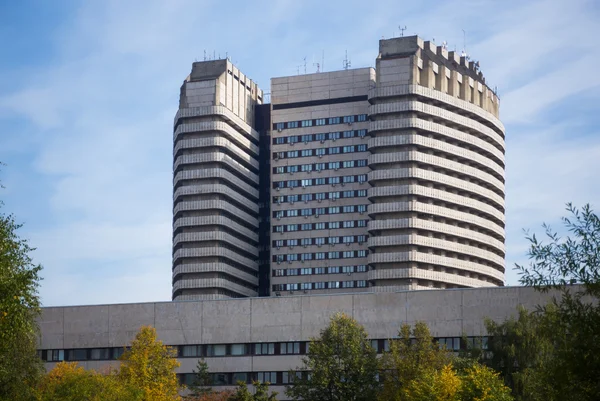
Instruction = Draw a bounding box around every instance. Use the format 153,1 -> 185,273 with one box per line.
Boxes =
36,362 -> 142,401
187,359 -> 213,397
401,364 -> 461,401
229,381 -> 277,401
379,322 -> 454,401
0,206 -> 43,401
491,203 -> 600,401
458,363 -> 513,401
118,326 -> 182,401
285,312 -> 380,401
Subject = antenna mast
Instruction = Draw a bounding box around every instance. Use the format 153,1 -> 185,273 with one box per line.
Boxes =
399,25 -> 407,37
343,50 -> 351,70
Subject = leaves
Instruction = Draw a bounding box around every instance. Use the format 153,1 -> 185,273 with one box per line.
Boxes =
285,312 -> 379,401
118,326 -> 182,401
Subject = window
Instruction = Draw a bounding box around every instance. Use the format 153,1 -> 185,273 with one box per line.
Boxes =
357,235 -> 366,242
301,253 -> 312,261
316,207 -> 325,215
316,252 -> 325,260
233,373 -> 248,384
288,121 -> 299,128
274,269 -> 285,276
275,137 -> 285,144
315,163 -> 325,171
329,281 -> 340,288
301,179 -> 311,187
357,144 -> 367,152
315,192 -> 326,200
315,118 -> 326,126
315,237 -> 325,245
358,174 -> 367,183
343,146 -> 353,153
343,221 -> 355,228
288,254 -> 298,262
315,133 -> 326,141
287,151 -> 298,158
301,193 -> 312,201
281,342 -> 300,355
357,280 -> 367,287
231,344 -> 247,355
343,236 -> 353,243
316,148 -> 326,156
329,251 -> 340,259
342,281 -> 354,288
301,149 -> 313,157
343,115 -> 355,123
275,166 -> 285,174
90,348 -> 110,360
330,147 -> 340,154
329,162 -> 340,169
288,210 -> 298,217
301,120 -> 313,127
301,223 -> 311,230
315,267 -> 325,274
301,134 -> 312,142
301,208 -> 312,216
276,122 -> 284,130
343,251 -> 353,258
343,130 -> 354,138
358,250 -> 367,257
289,136 -> 298,143
286,283 -> 299,291
67,349 -> 87,361
330,177 -> 340,184
342,265 -> 354,273
328,237 -> 340,244
343,190 -> 354,198
330,221 -> 340,229
328,117 -> 341,124
331,192 -> 340,199
315,282 -> 325,289
207,344 -> 227,356
212,373 -> 229,385
329,206 -> 340,214
301,282 -> 312,290
328,132 -> 340,140
357,265 -> 367,272
301,268 -> 312,275
287,224 -> 298,231
357,190 -> 367,197
343,175 -> 355,183
358,114 -> 367,122
342,161 -> 355,168
357,159 -> 367,167
328,266 -> 340,274
181,345 -> 200,357
357,205 -> 367,213
315,223 -> 326,230
288,269 -> 298,276
256,372 -> 277,384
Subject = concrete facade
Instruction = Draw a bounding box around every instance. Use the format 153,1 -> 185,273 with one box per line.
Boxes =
173,35 -> 505,300
173,60 -> 264,300
38,286 -> 552,398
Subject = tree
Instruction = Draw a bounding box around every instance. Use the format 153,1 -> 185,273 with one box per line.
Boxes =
229,381 -> 277,401
118,326 -> 182,401
187,359 -> 213,397
483,306 -> 553,401
285,313 -> 379,401
513,203 -> 600,400
36,362 -> 142,401
401,364 -> 460,401
379,322 -> 454,401
184,390 -> 233,401
458,363 -> 513,401
0,203 -> 43,401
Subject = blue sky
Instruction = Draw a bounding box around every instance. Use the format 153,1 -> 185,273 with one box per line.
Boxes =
1,0 -> 599,306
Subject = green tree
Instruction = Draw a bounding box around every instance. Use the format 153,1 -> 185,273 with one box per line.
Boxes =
229,381 -> 277,401
513,203 -> 600,400
187,359 -> 212,397
379,322 -> 453,401
459,363 -> 514,401
401,364 -> 460,401
483,306 -> 553,401
285,312 -> 379,401
118,326 -> 181,401
0,200 -> 43,401
36,362 -> 142,401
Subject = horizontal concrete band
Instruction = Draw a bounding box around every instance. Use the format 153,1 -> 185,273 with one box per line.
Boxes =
173,231 -> 258,258
368,84 -> 505,134
173,216 -> 258,243
173,200 -> 258,227
367,184 -> 504,223
367,217 -> 505,254
174,168 -> 259,200
367,201 -> 505,238
368,150 -> 505,195
173,247 -> 258,271
368,167 -> 505,210
174,137 -> 259,171
172,263 -> 259,286
369,117 -> 504,166
368,133 -> 504,179
174,153 -> 259,183
366,234 -> 504,272
174,121 -> 259,156
172,278 -> 257,298
368,100 -> 504,151
175,106 -> 259,141
174,184 -> 260,214
367,266 -> 497,287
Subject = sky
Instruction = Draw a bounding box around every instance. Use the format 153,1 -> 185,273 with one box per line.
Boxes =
0,0 -> 599,306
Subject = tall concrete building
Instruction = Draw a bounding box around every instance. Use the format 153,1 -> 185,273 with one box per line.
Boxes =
172,60 -> 264,300
172,36 -> 505,300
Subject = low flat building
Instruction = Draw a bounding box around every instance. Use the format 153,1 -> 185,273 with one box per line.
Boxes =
39,285 -> 551,398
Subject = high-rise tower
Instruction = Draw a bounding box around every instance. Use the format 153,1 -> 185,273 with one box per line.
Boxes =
172,60 -> 263,300
366,37 -> 505,290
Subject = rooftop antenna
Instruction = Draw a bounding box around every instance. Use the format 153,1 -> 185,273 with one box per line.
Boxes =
213,50 -> 216,60
313,62 -> 320,73
399,25 -> 407,37
462,29 -> 467,57
322,50 -> 325,73
303,57 -> 307,74
343,50 -> 351,70
203,50 -> 207,61
442,41 -> 448,50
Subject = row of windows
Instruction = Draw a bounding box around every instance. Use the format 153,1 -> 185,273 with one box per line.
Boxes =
272,280 -> 368,291
274,265 -> 368,276
274,174 -> 368,189
273,134 -> 367,149
273,160 -> 368,175
180,371 -> 305,386
273,220 -> 368,232
273,250 -> 368,263
273,235 -> 367,248
273,115 -> 368,131
39,337 -> 488,363
273,190 -> 367,204
273,204 -> 368,219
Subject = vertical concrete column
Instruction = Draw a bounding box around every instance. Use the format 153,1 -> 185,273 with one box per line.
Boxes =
421,59 -> 435,89
437,65 -> 449,93
448,70 -> 459,97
